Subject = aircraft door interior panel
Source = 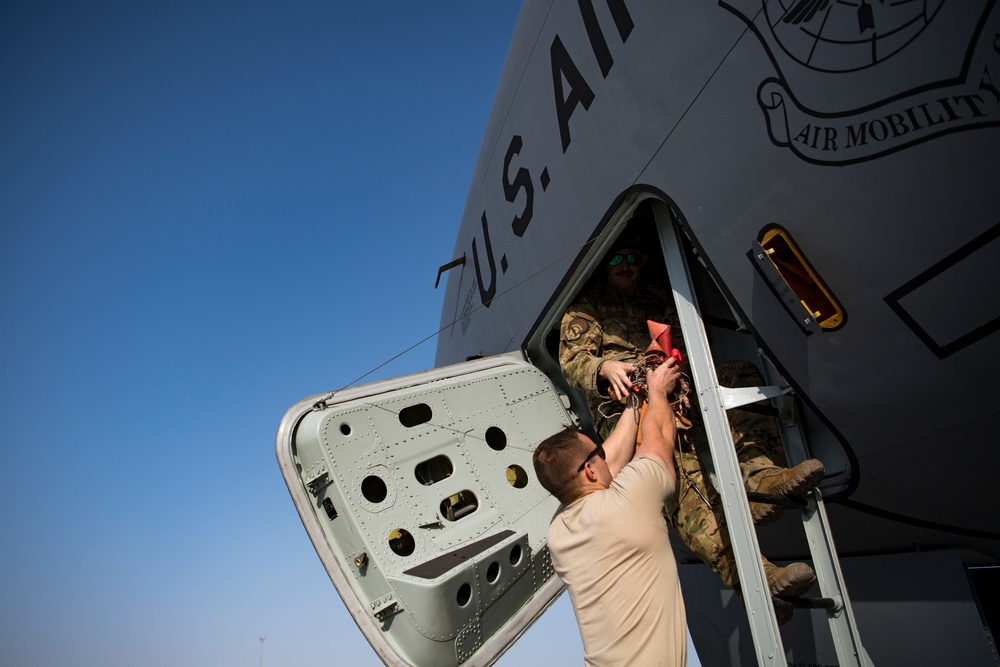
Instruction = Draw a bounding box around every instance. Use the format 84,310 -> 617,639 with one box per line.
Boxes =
276,355 -> 575,666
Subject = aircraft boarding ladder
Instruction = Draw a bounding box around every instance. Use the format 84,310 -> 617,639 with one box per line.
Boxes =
653,212 -> 874,667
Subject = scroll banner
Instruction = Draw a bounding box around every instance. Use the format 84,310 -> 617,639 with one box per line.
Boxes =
759,27 -> 1000,165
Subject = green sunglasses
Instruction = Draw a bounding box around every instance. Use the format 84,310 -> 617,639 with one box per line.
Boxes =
608,252 -> 643,267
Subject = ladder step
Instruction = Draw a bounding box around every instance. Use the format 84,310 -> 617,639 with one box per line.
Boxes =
745,491 -> 809,509
777,595 -> 839,611
734,403 -> 781,417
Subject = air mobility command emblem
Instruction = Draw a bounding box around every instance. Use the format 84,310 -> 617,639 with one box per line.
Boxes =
722,0 -> 1000,164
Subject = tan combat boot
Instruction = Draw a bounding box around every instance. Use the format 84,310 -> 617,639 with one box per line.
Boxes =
749,459 -> 826,524
735,560 -> 816,625
764,560 -> 816,625
764,560 -> 816,598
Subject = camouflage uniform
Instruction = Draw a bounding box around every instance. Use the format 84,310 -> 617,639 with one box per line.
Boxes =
559,283 -> 786,590
667,361 -> 787,588
560,281 -> 684,439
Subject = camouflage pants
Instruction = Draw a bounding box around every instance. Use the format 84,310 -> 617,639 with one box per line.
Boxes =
596,360 -> 785,588
664,360 -> 786,589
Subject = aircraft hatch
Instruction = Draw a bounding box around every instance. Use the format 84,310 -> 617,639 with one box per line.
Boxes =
276,354 -> 574,667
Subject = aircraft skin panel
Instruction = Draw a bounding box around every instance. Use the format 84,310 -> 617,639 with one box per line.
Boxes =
277,355 -> 575,666
684,550 -> 999,666
440,0 -> 747,365
639,5 -> 1000,548
470,0 -> 553,177
436,0 -> 1000,558
656,136 -> 1000,535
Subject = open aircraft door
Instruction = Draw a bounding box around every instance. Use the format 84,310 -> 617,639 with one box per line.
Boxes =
276,354 -> 573,667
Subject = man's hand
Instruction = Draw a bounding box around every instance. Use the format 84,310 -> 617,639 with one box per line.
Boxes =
677,375 -> 692,410
598,359 -> 637,402
647,357 -> 680,399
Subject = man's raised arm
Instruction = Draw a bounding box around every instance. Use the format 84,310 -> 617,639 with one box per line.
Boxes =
635,359 -> 680,481
601,404 -> 640,477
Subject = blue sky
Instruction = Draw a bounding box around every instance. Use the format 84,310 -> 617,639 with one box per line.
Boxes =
0,2 -> 701,666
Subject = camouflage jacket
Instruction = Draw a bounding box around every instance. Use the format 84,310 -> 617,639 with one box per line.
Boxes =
559,281 -> 685,434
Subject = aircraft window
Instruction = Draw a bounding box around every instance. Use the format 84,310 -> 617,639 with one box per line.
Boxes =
485,426 -> 507,451
758,226 -> 844,330
505,465 -> 528,489
339,422 -> 351,436
399,403 -> 433,427
509,544 -> 522,566
441,490 -> 479,521
486,561 -> 501,584
456,582 -> 472,607
414,455 -> 454,486
361,475 -> 388,503
388,528 -> 415,557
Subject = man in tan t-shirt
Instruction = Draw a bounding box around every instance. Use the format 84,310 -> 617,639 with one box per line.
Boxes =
533,360 -> 686,666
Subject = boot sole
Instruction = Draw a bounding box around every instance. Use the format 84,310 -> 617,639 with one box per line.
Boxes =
763,461 -> 826,498
751,501 -> 783,525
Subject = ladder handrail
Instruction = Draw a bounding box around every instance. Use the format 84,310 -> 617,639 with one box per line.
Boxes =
765,370 -> 874,667
655,209 -> 786,667
653,204 -> 872,667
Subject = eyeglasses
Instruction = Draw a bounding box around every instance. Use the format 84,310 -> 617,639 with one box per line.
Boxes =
577,443 -> 607,472
608,252 -> 643,267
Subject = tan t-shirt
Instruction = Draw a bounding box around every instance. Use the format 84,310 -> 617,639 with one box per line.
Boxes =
548,456 -> 686,667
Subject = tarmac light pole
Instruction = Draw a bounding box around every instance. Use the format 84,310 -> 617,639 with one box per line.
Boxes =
259,636 -> 265,667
